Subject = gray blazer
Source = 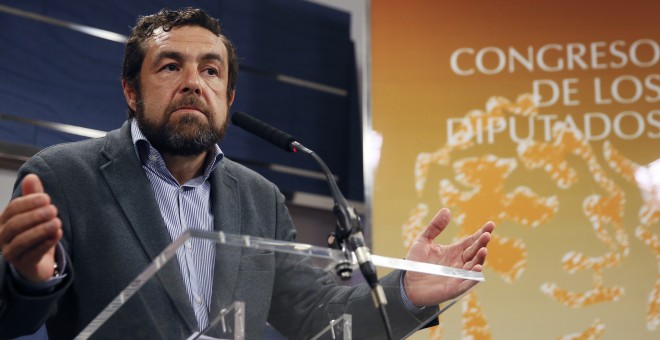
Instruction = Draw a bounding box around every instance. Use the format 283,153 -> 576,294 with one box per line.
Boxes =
0,121 -> 437,339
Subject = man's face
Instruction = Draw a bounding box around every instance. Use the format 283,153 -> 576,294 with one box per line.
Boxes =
123,25 -> 234,156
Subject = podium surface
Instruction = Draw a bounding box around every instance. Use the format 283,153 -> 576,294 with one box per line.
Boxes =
76,230 -> 483,339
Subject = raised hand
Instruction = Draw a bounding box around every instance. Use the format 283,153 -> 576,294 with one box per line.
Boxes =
0,174 -> 62,282
403,208 -> 494,307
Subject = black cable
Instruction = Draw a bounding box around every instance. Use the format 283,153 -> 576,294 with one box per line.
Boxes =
379,304 -> 394,340
293,142 -> 394,338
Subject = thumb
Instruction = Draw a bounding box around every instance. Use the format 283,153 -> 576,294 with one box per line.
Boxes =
420,208 -> 451,241
21,174 -> 45,196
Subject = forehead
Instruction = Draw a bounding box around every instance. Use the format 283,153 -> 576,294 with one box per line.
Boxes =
144,25 -> 227,60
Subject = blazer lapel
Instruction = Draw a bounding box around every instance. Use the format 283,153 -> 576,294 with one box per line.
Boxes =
99,121 -> 198,332
208,161 -> 243,322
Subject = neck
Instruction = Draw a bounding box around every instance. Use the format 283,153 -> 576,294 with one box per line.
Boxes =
161,151 -> 208,185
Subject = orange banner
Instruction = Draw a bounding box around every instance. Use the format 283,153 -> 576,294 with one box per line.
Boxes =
371,1 -> 659,338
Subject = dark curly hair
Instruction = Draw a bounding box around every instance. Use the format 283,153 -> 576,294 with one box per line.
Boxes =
121,7 -> 238,118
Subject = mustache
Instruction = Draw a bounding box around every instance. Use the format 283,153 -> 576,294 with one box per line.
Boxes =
166,96 -> 212,118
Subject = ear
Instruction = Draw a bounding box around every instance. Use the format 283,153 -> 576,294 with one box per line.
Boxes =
228,89 -> 236,107
122,79 -> 138,112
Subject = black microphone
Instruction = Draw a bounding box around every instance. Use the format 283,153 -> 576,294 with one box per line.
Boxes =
230,111 -> 390,308
231,111 -> 297,152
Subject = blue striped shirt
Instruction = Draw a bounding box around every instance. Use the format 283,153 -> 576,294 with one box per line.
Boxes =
131,119 -> 222,330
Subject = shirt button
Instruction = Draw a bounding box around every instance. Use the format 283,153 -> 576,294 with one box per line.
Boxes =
185,241 -> 192,249
149,155 -> 158,162
194,295 -> 202,304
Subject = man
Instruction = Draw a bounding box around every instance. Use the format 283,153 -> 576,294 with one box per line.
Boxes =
0,7 -> 494,339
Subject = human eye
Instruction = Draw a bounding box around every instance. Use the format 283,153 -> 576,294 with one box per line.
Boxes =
204,67 -> 219,76
160,63 -> 179,72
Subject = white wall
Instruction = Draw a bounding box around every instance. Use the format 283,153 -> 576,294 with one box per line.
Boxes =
0,168 -> 17,209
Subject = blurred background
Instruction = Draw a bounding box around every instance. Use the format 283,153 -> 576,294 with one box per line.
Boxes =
1,0 -> 658,339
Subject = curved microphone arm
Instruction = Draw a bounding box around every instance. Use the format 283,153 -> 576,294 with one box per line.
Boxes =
232,112 -> 393,339
290,141 -> 386,299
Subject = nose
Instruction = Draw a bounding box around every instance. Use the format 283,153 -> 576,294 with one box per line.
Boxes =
181,68 -> 202,95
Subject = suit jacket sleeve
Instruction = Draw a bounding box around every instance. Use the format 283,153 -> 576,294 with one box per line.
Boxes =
0,154 -> 74,339
265,182 -> 439,339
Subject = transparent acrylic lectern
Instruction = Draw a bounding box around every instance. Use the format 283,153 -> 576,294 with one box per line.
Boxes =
75,230 -> 483,339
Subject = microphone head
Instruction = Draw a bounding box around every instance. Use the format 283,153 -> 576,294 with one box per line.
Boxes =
231,111 -> 297,152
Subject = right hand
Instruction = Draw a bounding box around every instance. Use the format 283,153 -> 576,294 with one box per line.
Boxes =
0,174 -> 62,282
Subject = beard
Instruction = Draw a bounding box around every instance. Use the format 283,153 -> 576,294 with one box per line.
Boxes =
134,94 -> 229,156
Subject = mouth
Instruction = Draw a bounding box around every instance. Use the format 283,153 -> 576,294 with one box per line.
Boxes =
172,106 -> 205,116
177,105 -> 202,112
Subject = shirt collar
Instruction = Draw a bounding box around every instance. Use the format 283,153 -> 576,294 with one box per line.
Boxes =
130,119 -> 224,184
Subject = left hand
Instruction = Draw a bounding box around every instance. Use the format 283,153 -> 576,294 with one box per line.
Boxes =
403,208 -> 494,307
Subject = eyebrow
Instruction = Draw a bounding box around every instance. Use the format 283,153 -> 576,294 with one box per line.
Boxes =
152,51 -> 226,69
200,52 -> 225,65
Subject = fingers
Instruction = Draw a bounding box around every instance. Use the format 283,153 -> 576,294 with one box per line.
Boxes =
1,174 -> 57,253
460,222 -> 493,269
462,224 -> 492,257
463,247 -> 488,271
4,220 -> 61,282
0,194 -> 52,225
0,175 -> 50,225
1,203 -> 58,246
22,174 -> 45,196
420,208 -> 451,241
457,220 -> 494,252
0,174 -> 61,282
481,220 -> 495,235
1,217 -> 61,264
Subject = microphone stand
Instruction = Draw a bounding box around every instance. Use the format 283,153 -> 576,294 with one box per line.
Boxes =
230,111 -> 394,338
291,141 -> 394,340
